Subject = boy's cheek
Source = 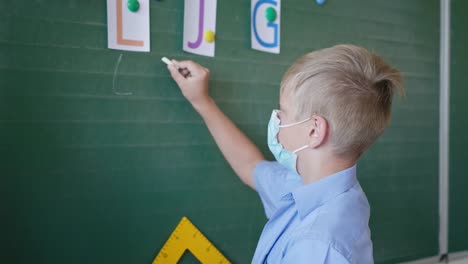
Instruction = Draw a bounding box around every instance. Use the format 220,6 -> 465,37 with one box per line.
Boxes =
277,130 -> 284,145
278,130 -> 292,149
281,127 -> 307,150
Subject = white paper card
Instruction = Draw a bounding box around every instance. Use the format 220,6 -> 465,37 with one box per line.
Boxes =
183,0 -> 217,57
251,0 -> 281,54
107,0 -> 150,52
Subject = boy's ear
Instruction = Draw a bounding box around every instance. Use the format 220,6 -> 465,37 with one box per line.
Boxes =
308,115 -> 328,148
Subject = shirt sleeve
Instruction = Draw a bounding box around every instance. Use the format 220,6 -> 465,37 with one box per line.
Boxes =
253,161 -> 302,219
281,238 -> 350,264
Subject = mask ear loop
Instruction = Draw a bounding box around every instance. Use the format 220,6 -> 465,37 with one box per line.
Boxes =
292,145 -> 309,153
279,117 -> 311,128
286,116 -> 315,153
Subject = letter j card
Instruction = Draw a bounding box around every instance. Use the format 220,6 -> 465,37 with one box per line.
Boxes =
183,0 -> 217,57
251,0 -> 281,54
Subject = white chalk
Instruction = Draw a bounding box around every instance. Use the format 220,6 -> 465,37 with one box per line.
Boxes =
161,57 -> 175,66
162,57 -> 191,78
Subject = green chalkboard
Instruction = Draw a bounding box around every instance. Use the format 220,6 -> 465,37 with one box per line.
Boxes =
449,0 -> 468,255
0,0 -> 440,263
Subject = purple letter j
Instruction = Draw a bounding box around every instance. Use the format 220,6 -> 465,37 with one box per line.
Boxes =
188,0 -> 205,49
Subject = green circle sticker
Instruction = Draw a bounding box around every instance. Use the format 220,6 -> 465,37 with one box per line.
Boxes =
265,7 -> 277,22
127,0 -> 140,12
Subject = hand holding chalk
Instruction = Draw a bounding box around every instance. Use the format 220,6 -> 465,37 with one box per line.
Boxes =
164,57 -> 212,108
162,57 -> 191,78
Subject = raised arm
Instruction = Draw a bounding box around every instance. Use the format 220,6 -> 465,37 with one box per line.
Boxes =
167,60 -> 264,190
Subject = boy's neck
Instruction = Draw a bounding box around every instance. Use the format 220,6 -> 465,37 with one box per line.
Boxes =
298,155 -> 356,185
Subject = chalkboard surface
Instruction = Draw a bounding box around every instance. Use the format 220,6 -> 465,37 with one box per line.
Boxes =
449,0 -> 468,255
0,0 -> 440,263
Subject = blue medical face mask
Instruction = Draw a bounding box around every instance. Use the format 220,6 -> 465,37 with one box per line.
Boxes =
267,110 -> 311,173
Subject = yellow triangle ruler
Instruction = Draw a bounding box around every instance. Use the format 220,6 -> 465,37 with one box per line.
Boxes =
153,216 -> 231,264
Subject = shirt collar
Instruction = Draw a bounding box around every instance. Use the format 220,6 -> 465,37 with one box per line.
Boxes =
286,165 -> 358,220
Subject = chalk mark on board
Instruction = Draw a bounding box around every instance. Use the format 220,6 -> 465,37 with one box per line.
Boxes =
112,54 -> 133,96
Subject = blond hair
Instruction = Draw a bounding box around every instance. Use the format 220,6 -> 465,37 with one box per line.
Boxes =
281,44 -> 404,159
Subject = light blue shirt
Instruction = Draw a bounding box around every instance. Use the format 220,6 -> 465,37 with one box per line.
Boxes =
252,161 -> 373,264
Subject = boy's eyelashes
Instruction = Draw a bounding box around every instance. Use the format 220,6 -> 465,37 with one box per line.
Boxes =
277,110 -> 284,118
277,103 -> 286,113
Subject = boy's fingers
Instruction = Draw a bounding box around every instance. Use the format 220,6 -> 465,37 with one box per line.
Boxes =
174,60 -> 205,75
167,64 -> 186,85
